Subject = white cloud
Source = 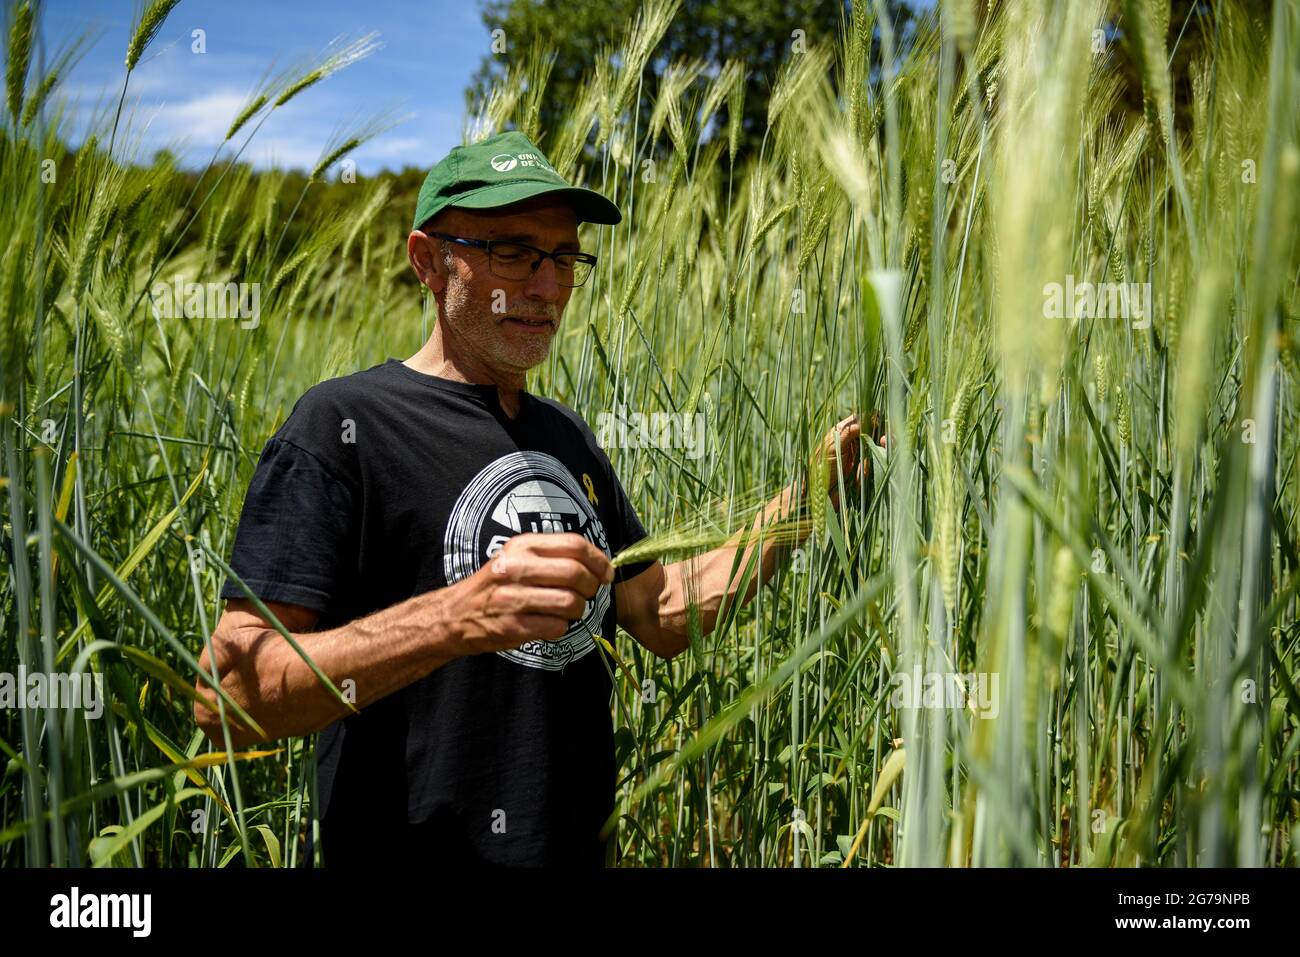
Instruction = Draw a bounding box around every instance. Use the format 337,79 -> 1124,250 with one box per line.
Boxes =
361,135 -> 424,159
49,29 -> 466,173
151,89 -> 250,147
249,136 -> 331,173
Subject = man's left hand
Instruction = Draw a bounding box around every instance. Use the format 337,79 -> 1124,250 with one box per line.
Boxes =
808,411 -> 887,511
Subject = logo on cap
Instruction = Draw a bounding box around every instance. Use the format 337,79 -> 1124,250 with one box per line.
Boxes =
490,153 -> 519,172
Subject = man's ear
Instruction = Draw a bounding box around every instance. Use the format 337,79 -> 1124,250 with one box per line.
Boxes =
408,230 -> 448,294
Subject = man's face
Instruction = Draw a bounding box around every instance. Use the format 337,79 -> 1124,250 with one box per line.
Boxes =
408,197 -> 581,375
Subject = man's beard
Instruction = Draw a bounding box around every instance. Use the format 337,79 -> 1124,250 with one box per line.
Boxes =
442,273 -> 560,371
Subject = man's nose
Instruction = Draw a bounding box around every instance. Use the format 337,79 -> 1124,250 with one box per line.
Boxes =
523,257 -> 562,300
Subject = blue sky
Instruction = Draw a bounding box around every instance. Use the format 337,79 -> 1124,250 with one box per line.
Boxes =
31,0 -> 490,174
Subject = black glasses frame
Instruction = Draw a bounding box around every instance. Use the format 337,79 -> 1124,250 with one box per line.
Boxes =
426,231 -> 598,287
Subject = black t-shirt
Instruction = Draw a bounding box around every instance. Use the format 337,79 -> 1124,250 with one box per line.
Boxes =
217,357 -> 653,867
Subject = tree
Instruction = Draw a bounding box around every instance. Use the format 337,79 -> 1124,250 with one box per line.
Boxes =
468,0 -> 917,163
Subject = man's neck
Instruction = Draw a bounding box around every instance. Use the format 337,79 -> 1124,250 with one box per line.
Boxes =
402,336 -> 527,419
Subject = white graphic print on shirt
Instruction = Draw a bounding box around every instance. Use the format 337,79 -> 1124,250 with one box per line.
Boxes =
443,450 -> 611,671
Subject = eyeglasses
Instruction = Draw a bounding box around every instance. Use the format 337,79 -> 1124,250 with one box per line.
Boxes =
426,231 -> 598,287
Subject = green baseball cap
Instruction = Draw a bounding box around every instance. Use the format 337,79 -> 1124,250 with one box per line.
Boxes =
411,130 -> 622,231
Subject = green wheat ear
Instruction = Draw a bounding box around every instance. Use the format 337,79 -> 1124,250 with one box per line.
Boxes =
124,0 -> 181,72
611,528 -> 737,568
610,511 -> 815,569
5,0 -> 33,122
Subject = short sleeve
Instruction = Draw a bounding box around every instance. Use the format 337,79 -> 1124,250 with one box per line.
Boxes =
218,436 -> 358,614
604,457 -> 653,583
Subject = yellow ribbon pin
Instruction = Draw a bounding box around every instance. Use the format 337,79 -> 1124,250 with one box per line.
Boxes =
582,472 -> 599,506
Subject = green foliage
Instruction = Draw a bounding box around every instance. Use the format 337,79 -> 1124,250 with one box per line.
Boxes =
1,0 -> 1298,870
470,0 -> 895,163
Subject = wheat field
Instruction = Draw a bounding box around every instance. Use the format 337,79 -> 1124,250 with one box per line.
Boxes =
1,0 -> 1298,867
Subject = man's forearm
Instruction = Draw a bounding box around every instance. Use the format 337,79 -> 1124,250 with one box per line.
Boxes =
199,588 -> 461,747
658,480 -> 812,641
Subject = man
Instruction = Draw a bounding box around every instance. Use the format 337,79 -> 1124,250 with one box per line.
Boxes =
195,130 -> 876,868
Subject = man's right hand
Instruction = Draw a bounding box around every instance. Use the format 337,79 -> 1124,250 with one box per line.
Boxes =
443,532 -> 614,656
